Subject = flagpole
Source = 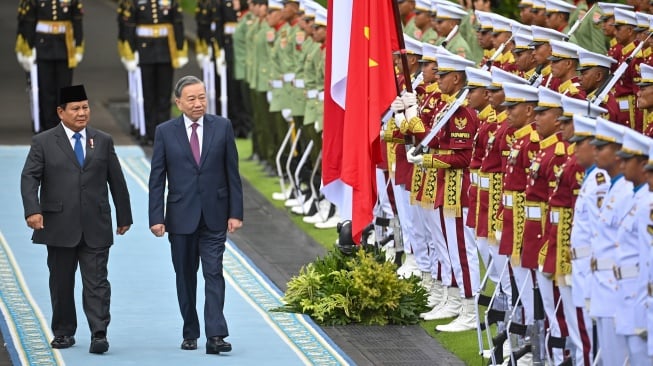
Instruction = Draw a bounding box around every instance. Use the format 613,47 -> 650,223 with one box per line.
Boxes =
390,0 -> 413,94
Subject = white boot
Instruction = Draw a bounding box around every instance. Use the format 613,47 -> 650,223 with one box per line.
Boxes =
436,297 -> 477,332
291,196 -> 315,215
421,287 -> 461,320
314,214 -> 340,229
302,200 -> 332,223
396,253 -> 421,279
272,186 -> 292,201
427,280 -> 443,308
420,271 -> 433,291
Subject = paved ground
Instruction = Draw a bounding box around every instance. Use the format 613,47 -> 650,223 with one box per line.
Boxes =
0,1 -> 464,364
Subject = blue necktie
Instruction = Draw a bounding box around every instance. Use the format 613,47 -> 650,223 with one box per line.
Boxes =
73,132 -> 84,167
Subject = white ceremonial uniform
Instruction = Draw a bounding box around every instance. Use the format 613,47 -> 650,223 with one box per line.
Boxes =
568,165 -> 609,366
614,184 -> 653,365
588,174 -> 632,366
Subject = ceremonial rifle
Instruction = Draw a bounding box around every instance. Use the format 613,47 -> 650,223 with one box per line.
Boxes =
590,32 -> 652,107
482,29 -> 519,71
440,24 -> 459,48
563,3 -> 596,41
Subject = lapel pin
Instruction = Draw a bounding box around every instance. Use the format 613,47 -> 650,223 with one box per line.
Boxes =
89,138 -> 94,149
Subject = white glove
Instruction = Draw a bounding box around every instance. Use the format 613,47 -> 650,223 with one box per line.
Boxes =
195,53 -> 208,69
121,51 -> 138,72
495,230 -> 502,242
314,120 -> 322,133
177,56 -> 189,68
75,52 -> 83,65
383,242 -> 396,263
390,97 -> 405,113
401,91 -> 417,108
281,108 -> 293,122
266,91 -> 273,103
17,49 -> 36,72
216,48 -> 225,66
405,105 -> 418,121
406,146 -> 424,165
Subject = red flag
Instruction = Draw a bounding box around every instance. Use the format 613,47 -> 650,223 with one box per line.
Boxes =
322,0 -> 398,242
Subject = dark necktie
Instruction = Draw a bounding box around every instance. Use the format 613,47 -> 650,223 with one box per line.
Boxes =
190,122 -> 200,165
73,132 -> 84,167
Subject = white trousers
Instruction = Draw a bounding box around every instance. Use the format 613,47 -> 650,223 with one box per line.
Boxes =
442,208 -> 480,298
559,285 -> 592,366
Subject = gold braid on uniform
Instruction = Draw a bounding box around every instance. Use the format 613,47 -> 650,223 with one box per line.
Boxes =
555,207 -> 573,285
443,169 -> 462,218
421,168 -> 437,207
421,154 -> 451,169
511,192 -> 526,267
487,173 -> 502,245
410,167 -> 424,205
404,116 -> 426,134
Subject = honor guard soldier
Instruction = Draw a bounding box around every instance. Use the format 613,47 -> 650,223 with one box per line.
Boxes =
474,11 -> 496,67
639,64 -> 653,137
588,117 -> 631,366
547,40 -> 586,98
613,129 -> 653,365
512,28 -> 539,80
530,0 -> 548,28
397,43 -> 447,314
489,15 -> 519,74
644,142 -> 653,359
16,0 -> 84,132
544,0 -> 575,34
567,114 -> 608,366
612,8 -> 643,132
577,49 -> 624,126
529,25 -> 567,89
407,53 -> 481,332
412,0 -> 439,44
434,4 -> 475,62
523,87 -> 569,365
567,3 -> 609,55
464,67 -> 497,276
398,0 -> 417,34
118,0 -> 188,145
497,82 -> 541,355
518,0 -> 535,25
598,2 -> 634,53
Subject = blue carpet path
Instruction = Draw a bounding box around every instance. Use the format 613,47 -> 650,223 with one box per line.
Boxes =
0,146 -> 353,366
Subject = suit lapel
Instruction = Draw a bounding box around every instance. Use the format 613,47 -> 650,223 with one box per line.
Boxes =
173,116 -> 198,167
54,124 -> 81,168
200,116 -> 215,168
84,127 -> 96,167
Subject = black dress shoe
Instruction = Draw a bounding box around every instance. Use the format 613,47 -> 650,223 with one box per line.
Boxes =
206,336 -> 232,354
51,335 -> 75,349
181,339 -> 197,350
89,336 -> 109,354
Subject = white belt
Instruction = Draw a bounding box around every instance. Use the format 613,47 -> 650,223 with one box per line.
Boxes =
294,79 -> 305,88
270,80 -> 283,89
224,23 -> 237,35
524,206 -> 542,219
306,89 -> 318,99
614,264 -> 639,280
318,91 -> 324,101
479,177 -> 490,189
549,210 -> 560,224
283,73 -> 295,82
590,257 -> 615,272
136,26 -> 169,37
571,246 -> 591,260
470,172 -> 479,185
36,22 -> 67,34
502,193 -> 513,208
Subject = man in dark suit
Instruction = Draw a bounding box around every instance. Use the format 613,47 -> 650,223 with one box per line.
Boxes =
20,85 -> 133,354
148,75 -> 243,354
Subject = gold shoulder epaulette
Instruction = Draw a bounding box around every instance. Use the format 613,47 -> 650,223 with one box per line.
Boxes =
530,130 -> 540,143
555,141 -> 566,156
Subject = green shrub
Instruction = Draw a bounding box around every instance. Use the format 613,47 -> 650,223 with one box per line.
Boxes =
276,248 -> 428,326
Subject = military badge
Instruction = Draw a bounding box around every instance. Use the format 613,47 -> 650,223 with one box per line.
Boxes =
597,196 -> 604,208
595,172 -> 606,185
454,117 -> 467,130
649,209 -> 653,235
296,31 -> 305,45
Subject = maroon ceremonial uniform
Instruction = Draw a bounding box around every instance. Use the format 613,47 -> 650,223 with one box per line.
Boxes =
612,41 -> 643,131
466,104 -> 497,228
521,133 -> 568,269
558,77 -> 586,99
476,111 -> 511,240
498,123 -> 540,259
539,149 -> 583,280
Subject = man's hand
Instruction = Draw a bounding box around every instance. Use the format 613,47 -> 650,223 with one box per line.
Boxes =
116,225 -> 131,235
150,224 -> 166,237
26,214 -> 44,230
228,218 -> 243,233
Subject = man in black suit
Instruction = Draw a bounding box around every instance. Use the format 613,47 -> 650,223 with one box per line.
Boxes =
20,85 -> 133,354
148,75 -> 243,354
